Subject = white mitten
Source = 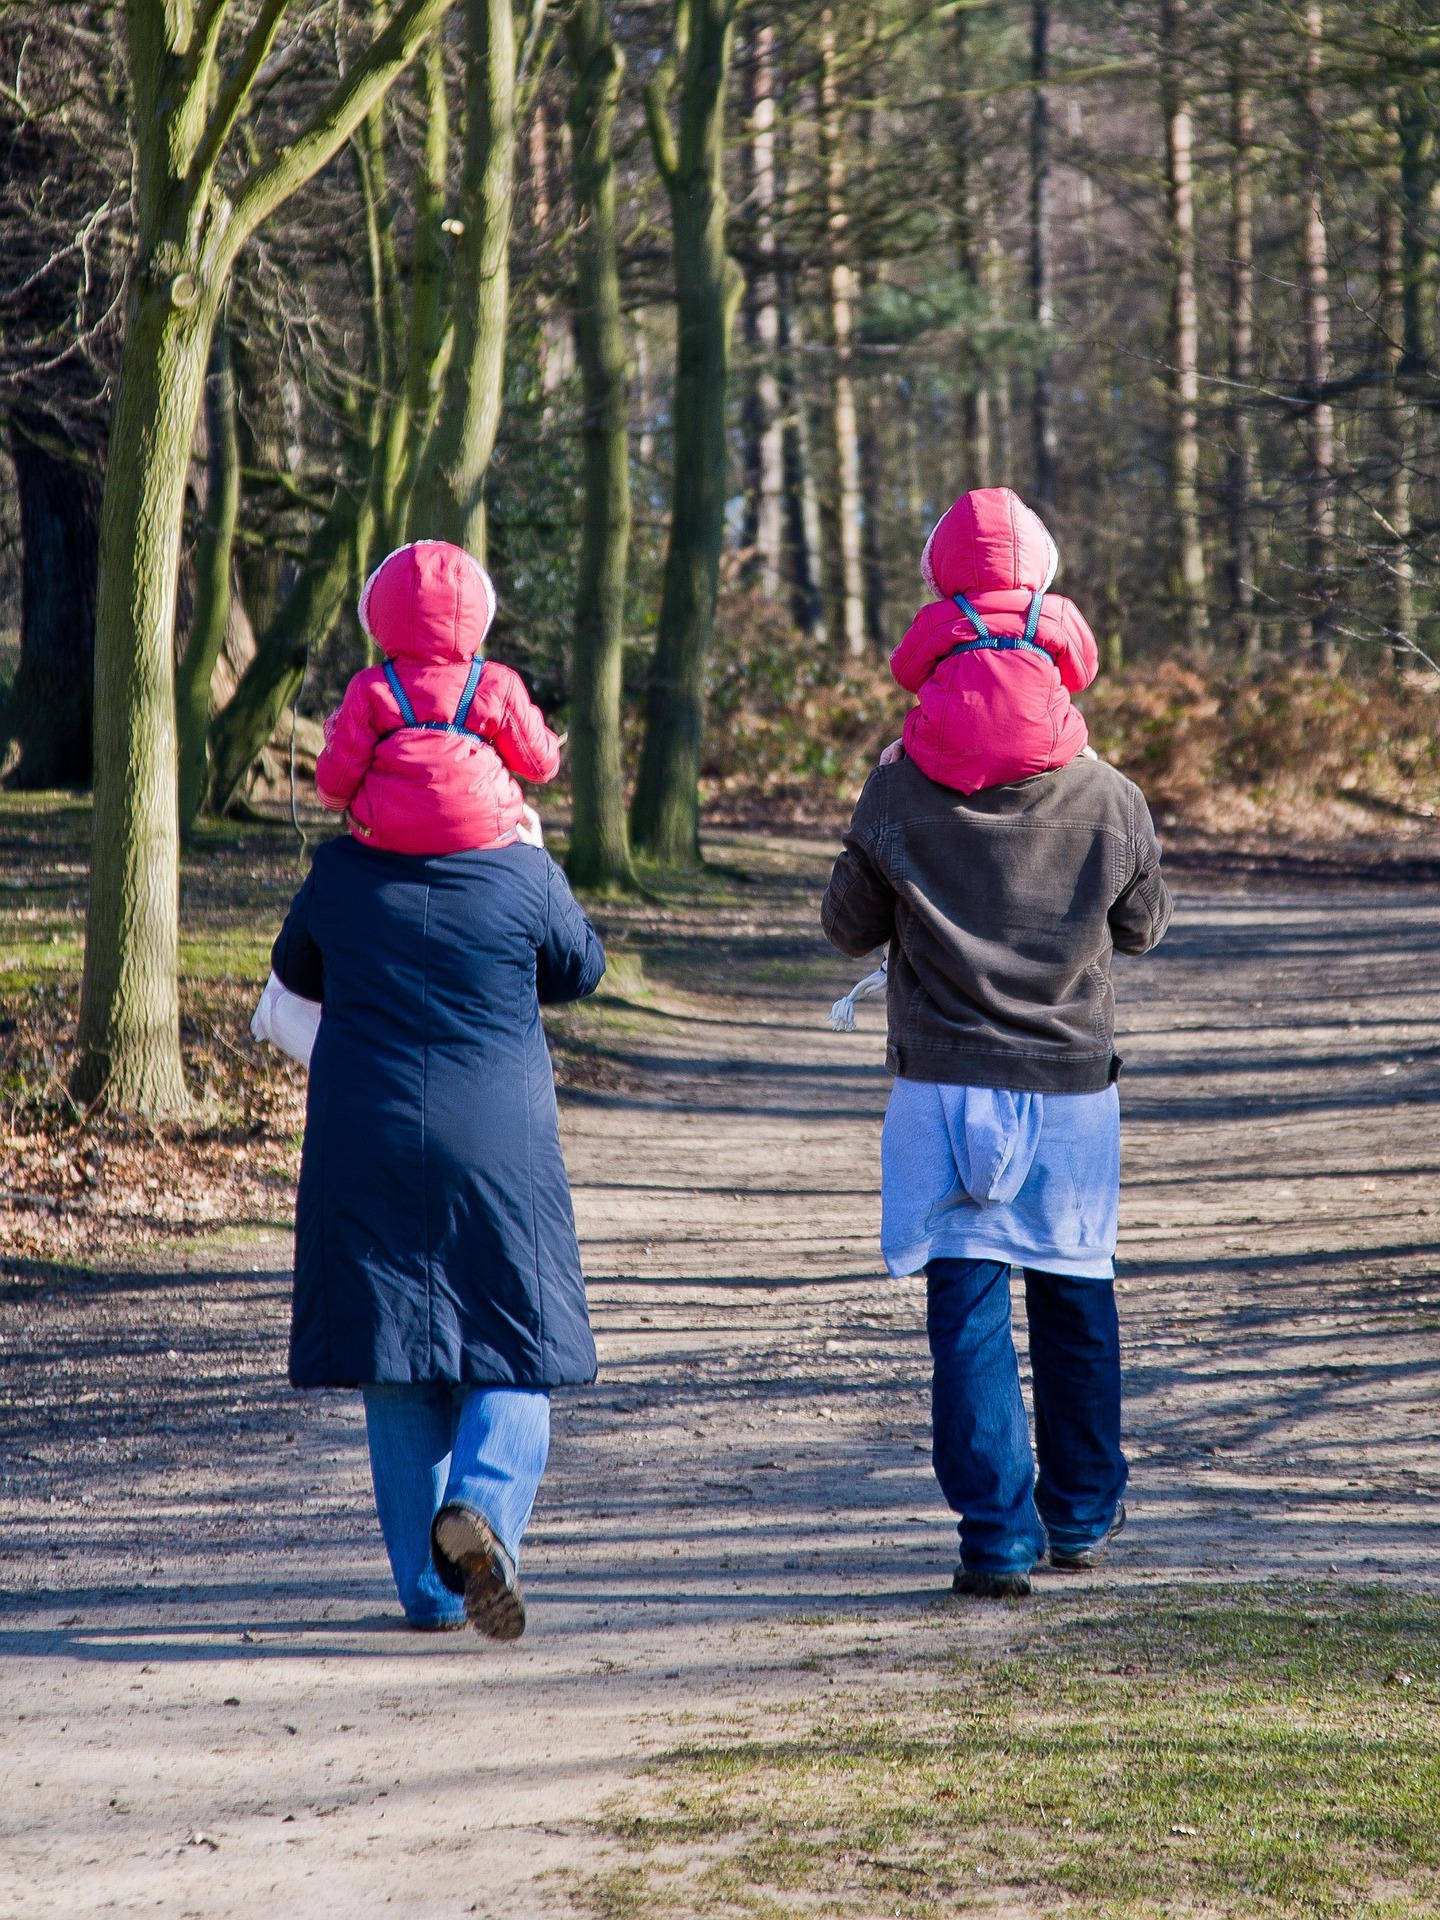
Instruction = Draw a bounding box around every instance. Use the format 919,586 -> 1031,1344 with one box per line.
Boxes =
250,971 -> 322,1068
515,805 -> 545,848
830,960 -> 888,1033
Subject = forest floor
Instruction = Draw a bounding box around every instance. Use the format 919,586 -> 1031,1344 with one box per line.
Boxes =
1,802 -> 1439,1917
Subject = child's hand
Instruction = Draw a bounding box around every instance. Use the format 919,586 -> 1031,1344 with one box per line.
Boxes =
515,805 -> 545,848
878,739 -> 905,767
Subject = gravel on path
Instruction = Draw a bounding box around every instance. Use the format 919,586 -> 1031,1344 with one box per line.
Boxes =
2,832 -> 1437,1916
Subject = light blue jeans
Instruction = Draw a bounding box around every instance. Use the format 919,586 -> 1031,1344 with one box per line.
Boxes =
362,1384 -> 551,1627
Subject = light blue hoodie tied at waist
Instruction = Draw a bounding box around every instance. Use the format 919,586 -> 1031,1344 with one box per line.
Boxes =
880,1080 -> 1120,1280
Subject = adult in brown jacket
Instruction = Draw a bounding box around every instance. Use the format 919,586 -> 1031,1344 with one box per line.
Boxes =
823,750 -> 1171,1596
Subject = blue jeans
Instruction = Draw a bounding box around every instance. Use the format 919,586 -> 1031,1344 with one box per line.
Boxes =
926,1259 -> 1127,1574
362,1384 -> 551,1627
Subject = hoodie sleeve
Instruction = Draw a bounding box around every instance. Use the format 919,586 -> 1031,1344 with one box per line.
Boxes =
314,670 -> 385,811
485,662 -> 562,784
1046,598 -> 1100,694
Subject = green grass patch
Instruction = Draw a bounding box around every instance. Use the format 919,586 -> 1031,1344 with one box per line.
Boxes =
583,1586 -> 1440,1918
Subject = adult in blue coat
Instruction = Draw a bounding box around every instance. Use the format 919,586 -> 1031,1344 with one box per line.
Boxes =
272,832 -> 605,1637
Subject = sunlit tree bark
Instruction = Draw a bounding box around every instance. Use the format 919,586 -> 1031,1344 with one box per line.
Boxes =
1379,96 -> 1415,660
75,0 -> 451,1116
1299,2 -> 1336,664
1160,0 -> 1207,646
629,0 -> 744,865
428,0 -> 516,559
564,0 -> 634,891
1226,58 -> 1257,658
818,9 -> 864,657
741,22 -> 783,599
1029,0 -> 1056,518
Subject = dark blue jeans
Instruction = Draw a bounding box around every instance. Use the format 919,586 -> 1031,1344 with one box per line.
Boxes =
926,1259 -> 1127,1574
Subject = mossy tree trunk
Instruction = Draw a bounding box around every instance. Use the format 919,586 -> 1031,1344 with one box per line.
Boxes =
428,0 -> 516,560
397,30 -> 454,542
176,325 -> 239,836
564,0 -> 633,891
73,0 -> 452,1116
629,0 -> 743,866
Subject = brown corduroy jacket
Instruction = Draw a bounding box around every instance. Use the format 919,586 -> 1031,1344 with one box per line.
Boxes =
821,752 -> 1172,1093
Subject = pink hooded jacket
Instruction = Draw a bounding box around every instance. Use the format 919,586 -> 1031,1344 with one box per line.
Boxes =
891,488 -> 1098,795
314,540 -> 560,855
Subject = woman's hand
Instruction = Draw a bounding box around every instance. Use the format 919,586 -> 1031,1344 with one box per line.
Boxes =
878,739 -> 905,767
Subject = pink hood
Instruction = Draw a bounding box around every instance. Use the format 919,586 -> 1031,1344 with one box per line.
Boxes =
891,488 -> 1098,797
358,539 -> 497,664
919,486 -> 1059,599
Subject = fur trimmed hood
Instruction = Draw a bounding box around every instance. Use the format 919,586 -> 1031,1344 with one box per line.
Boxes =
358,540 -> 497,664
919,487 -> 1059,600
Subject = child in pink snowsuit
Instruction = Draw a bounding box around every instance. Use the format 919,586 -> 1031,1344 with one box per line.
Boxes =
887,487 -> 1099,793
315,540 -> 561,854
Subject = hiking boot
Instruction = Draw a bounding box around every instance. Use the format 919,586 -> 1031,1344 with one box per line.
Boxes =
431,1505 -> 527,1641
1049,1502 -> 1126,1572
953,1566 -> 1032,1600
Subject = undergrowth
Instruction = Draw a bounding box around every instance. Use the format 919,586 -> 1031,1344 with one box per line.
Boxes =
699,585 -> 1440,835
581,1586 -> 1440,1918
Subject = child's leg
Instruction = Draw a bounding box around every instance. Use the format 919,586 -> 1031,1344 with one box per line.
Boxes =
926,1258 -> 1047,1574
362,1383 -> 468,1627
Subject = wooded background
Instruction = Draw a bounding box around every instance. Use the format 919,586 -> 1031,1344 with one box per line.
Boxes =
1,0 -> 1437,1112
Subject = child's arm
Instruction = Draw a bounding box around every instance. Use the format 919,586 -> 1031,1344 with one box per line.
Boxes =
1049,601 -> 1100,693
888,608 -> 948,694
486,662 -> 563,784
314,671 -> 384,811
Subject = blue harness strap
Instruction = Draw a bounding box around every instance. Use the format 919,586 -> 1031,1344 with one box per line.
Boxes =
382,656 -> 486,735
946,587 -> 1048,658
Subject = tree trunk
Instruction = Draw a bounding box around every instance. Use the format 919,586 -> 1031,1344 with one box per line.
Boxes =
1380,97 -> 1415,662
1161,0 -> 1207,648
176,326 -> 239,835
208,482 -> 366,818
564,0 -> 634,892
781,295 -> 827,642
429,0 -> 516,560
355,97 -> 411,559
742,22 -> 783,599
859,378 -> 887,652
1300,1 -> 1335,665
73,0 -> 451,1117
1029,0 -> 1057,518
5,433 -> 100,789
1226,60 -> 1257,658
398,29 -> 454,542
74,282 -> 218,1114
629,0 -> 743,865
1399,79 -> 1436,374
819,11 -> 865,658
953,4 -> 990,488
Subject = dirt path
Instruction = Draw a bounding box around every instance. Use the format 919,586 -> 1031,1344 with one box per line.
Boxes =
2,832 -> 1438,1916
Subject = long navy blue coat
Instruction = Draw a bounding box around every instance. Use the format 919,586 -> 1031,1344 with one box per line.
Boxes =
272,835 -> 605,1390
